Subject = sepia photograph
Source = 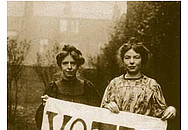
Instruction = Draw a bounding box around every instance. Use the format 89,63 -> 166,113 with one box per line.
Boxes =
7,1 -> 180,130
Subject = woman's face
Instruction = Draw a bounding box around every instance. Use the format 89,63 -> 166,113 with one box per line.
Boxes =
123,48 -> 142,74
61,54 -> 78,80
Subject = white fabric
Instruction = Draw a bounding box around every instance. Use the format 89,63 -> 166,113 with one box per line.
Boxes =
42,97 -> 167,130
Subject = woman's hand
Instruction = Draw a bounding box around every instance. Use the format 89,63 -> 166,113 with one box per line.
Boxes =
161,106 -> 176,120
41,95 -> 49,105
105,102 -> 119,114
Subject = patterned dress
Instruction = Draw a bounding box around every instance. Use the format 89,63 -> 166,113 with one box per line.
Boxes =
101,74 -> 167,118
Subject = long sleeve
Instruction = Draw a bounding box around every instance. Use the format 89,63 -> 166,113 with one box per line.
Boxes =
84,80 -> 101,106
43,81 -> 58,98
35,81 -> 57,130
100,80 -> 116,108
150,79 -> 168,117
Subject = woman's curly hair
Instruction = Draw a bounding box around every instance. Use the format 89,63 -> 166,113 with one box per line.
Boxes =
118,37 -> 151,66
56,45 -> 85,67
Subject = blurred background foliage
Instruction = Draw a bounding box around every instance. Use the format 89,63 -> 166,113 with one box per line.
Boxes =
84,1 -> 180,130
7,1 -> 180,130
7,38 -> 30,130
33,40 -> 61,88
88,1 -> 180,95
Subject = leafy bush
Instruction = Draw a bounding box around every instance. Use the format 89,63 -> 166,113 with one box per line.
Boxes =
88,2 -> 180,129
7,37 -> 30,129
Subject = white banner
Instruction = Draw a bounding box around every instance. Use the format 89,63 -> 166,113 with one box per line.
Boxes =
41,97 -> 167,130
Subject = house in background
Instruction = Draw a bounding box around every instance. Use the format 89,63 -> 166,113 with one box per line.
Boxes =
7,1 -> 127,67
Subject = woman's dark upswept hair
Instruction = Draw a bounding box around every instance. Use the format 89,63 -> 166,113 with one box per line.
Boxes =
56,45 -> 85,67
118,37 -> 151,66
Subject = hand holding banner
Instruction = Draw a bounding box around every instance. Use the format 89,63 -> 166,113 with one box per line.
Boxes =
42,97 -> 167,130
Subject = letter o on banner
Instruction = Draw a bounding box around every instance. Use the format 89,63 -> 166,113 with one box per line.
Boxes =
70,118 -> 87,130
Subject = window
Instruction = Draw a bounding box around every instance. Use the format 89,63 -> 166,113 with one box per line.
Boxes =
60,19 -> 79,33
60,20 -> 68,32
70,20 -> 79,33
39,39 -> 49,53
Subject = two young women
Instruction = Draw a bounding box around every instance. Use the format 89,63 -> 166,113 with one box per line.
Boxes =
36,40 -> 176,129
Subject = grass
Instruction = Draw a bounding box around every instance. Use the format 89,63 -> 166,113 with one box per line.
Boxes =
8,103 -> 40,130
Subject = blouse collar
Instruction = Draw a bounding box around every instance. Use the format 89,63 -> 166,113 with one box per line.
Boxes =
123,73 -> 143,80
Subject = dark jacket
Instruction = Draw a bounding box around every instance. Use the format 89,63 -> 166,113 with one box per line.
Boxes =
35,77 -> 101,129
